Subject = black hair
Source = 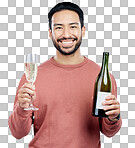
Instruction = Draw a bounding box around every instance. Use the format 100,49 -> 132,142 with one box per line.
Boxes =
48,2 -> 84,30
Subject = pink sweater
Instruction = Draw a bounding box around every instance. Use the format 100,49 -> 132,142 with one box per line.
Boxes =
8,57 -> 122,148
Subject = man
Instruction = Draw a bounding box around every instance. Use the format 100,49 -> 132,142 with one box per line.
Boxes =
8,2 -> 122,148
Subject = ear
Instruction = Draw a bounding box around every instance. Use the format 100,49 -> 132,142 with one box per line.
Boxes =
81,26 -> 86,38
49,29 -> 52,39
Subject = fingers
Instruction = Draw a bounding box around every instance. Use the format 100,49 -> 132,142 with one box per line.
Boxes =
103,105 -> 120,116
105,95 -> 116,100
17,83 -> 36,109
18,83 -> 35,96
18,97 -> 31,109
102,95 -> 119,106
19,87 -> 35,96
103,104 -> 120,111
105,109 -> 120,116
102,95 -> 120,118
18,92 -> 31,99
19,97 -> 31,104
103,100 -> 119,106
22,83 -> 35,90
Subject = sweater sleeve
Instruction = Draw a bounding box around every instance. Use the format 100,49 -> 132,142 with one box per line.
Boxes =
99,74 -> 122,137
100,116 -> 122,137
8,74 -> 33,139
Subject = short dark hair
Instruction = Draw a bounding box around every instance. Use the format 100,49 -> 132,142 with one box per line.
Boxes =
48,2 -> 84,30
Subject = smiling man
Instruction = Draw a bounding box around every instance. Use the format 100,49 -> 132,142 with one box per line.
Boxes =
49,7 -> 85,65
9,2 -> 122,148
50,10 -> 84,57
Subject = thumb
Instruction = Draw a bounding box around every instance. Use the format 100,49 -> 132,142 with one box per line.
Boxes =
31,92 -> 36,101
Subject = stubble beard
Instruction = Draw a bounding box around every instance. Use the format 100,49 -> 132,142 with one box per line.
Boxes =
52,35 -> 82,56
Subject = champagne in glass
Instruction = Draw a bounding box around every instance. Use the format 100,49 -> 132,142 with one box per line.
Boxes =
24,54 -> 39,110
92,52 -> 111,117
25,63 -> 38,84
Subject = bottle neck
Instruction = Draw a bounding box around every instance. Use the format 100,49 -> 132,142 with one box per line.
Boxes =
101,52 -> 109,71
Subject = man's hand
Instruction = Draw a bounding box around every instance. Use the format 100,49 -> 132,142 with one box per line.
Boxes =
17,83 -> 36,109
102,95 -> 120,121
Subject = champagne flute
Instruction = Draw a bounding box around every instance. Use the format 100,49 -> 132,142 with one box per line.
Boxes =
24,54 -> 39,110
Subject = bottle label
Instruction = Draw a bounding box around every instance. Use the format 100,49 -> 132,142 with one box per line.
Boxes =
96,91 -> 111,109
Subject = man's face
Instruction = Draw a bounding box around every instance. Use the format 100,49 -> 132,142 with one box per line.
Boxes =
49,10 -> 85,55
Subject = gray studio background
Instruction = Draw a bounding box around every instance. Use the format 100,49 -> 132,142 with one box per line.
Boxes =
0,0 -> 135,148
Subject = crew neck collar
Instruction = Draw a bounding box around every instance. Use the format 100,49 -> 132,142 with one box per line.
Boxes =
49,56 -> 88,69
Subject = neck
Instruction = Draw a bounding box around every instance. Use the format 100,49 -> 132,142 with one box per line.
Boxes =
54,48 -> 84,65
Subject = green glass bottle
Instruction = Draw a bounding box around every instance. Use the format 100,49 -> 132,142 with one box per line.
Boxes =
92,52 -> 112,118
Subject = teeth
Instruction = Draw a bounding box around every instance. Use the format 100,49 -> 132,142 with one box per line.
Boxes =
62,41 -> 73,44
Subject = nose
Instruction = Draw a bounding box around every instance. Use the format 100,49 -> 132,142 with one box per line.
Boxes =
62,27 -> 71,38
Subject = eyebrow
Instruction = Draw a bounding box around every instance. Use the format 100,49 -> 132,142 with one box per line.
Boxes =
69,22 -> 79,25
53,22 -> 79,26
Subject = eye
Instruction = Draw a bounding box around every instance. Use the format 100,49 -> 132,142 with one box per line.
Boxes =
71,26 -> 77,29
55,27 -> 63,30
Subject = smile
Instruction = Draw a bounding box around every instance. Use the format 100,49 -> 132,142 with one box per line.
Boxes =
62,41 -> 73,44
58,38 -> 77,47
60,40 -> 74,47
